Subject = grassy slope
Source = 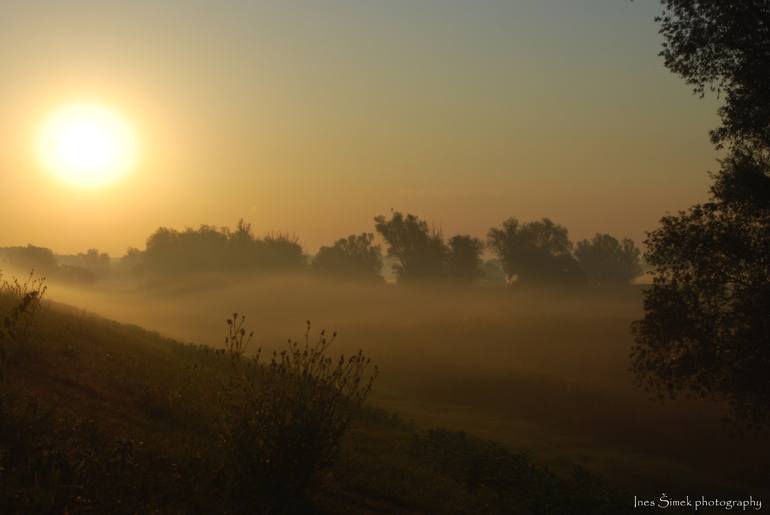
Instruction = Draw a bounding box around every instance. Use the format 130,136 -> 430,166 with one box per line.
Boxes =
42,277 -> 770,498
3,300 -> 634,514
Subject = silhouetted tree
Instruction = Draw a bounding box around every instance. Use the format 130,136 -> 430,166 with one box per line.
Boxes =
78,249 -> 111,277
487,218 -> 583,286
0,246 -> 58,275
574,234 -> 641,286
312,233 -> 383,280
143,221 -> 306,275
374,212 -> 447,282
446,235 -> 484,282
657,1 -> 770,150
119,247 -> 144,276
254,233 -> 306,269
632,1 -> 770,426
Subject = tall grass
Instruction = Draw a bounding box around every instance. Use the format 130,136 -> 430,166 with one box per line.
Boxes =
0,271 -> 47,386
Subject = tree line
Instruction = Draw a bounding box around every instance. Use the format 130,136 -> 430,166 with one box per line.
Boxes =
0,246 -> 110,284
2,215 -> 643,287
126,212 -> 643,286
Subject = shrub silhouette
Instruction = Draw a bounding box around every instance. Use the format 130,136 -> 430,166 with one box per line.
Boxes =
216,316 -> 378,510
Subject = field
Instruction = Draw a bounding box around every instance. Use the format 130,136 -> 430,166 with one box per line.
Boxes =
44,274 -> 770,498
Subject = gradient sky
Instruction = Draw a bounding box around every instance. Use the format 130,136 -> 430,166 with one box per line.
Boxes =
0,0 -> 721,256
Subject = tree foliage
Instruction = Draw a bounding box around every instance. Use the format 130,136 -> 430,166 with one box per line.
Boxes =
575,234 -> 642,286
142,219 -> 306,276
446,235 -> 485,282
657,0 -> 770,149
632,161 -> 770,425
0,245 -> 58,275
374,212 -> 447,282
633,0 -> 770,426
487,218 -> 583,286
312,233 -> 383,280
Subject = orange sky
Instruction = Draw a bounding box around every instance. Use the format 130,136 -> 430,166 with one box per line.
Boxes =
0,0 -> 721,256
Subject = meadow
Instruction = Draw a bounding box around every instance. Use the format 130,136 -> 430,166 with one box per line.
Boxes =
43,273 -> 770,498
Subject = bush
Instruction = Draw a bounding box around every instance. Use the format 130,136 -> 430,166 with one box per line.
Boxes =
215,316 -> 378,511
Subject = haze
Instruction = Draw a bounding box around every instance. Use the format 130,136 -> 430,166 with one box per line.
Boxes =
3,1 -> 767,513
1,0 -> 719,254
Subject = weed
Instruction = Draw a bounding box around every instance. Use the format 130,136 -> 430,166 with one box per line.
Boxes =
216,316 -> 378,512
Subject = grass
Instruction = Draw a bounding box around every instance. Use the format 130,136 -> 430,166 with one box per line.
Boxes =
2,272 -> 768,513
0,281 -> 639,513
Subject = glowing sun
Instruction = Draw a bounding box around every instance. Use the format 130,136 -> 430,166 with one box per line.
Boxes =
39,104 -> 137,187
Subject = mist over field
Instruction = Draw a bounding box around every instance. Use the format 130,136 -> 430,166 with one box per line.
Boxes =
2,1 -> 769,513
19,269 -> 762,495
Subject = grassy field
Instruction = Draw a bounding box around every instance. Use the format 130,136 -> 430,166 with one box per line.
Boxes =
45,274 -> 770,496
2,272 -> 768,513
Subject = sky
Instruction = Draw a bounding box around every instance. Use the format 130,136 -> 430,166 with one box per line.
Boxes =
0,0 -> 721,256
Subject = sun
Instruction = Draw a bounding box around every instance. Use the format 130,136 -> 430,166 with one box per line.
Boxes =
39,104 -> 137,188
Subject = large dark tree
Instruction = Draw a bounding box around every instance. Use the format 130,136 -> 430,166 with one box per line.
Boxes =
656,0 -> 770,149
575,234 -> 642,286
312,233 -> 383,281
374,212 -> 447,283
487,218 -> 583,286
632,0 -> 770,426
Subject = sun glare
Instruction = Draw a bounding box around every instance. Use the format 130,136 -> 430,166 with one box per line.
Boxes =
39,104 -> 137,188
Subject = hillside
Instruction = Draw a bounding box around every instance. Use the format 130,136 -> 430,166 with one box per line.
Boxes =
1,292 -> 634,514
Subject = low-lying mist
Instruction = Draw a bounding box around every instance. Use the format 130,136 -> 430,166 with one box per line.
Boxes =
39,271 -> 769,494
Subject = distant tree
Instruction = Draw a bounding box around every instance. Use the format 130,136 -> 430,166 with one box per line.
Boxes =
0,245 -> 58,275
119,247 -> 145,276
144,226 -> 185,274
487,218 -> 583,285
574,234 -> 641,286
312,233 -> 383,281
143,222 -> 306,275
78,249 -> 111,277
446,235 -> 484,282
374,212 -> 447,282
632,1 -> 770,426
254,233 -> 306,270
228,219 -> 257,268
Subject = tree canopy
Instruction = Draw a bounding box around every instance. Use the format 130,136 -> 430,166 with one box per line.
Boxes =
575,234 -> 642,286
446,235 -> 485,282
311,233 -> 383,281
487,218 -> 583,286
632,0 -> 770,427
142,220 -> 306,276
374,212 -> 447,283
657,0 -> 770,149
